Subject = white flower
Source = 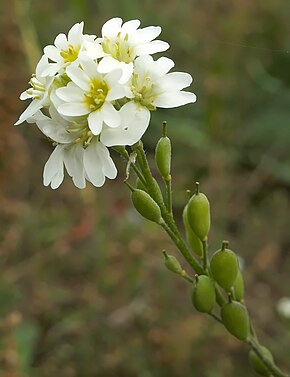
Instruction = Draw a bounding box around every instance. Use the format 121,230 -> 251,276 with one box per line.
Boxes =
91,17 -> 169,84
15,55 -> 53,125
31,108 -> 117,189
131,55 -> 196,109
42,22 -> 96,77
56,57 -> 129,136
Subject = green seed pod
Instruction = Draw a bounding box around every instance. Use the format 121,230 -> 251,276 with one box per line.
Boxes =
249,346 -> 273,377
131,189 -> 162,224
155,136 -> 171,180
210,242 -> 239,291
187,183 -> 210,241
182,205 -> 203,257
163,251 -> 183,274
135,178 -> 148,192
192,275 -> 216,313
233,269 -> 244,302
221,301 -> 250,341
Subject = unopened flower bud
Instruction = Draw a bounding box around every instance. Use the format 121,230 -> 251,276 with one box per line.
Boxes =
131,189 -> 162,224
187,182 -> 210,241
192,275 -> 216,313
233,269 -> 244,302
221,301 -> 250,341
249,346 -> 273,376
155,131 -> 171,180
210,241 -> 239,292
183,205 -> 203,257
163,251 -> 183,274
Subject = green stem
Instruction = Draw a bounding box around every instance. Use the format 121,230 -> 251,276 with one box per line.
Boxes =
113,146 -> 147,186
161,222 -> 204,275
248,338 -> 289,377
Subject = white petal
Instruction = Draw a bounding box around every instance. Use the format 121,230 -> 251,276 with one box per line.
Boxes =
102,17 -> 122,38
154,91 -> 196,108
135,40 -> 169,55
88,111 -> 103,135
102,102 -> 120,128
14,99 -> 43,125
68,22 -> 84,45
44,45 -> 62,63
158,72 -> 193,91
98,56 -> 120,74
96,142 -> 117,179
58,102 -> 89,116
34,111 -> 78,143
82,40 -> 106,59
20,91 -> 32,100
83,142 -> 105,187
56,83 -> 84,102
66,64 -> 90,91
133,26 -> 161,44
64,145 -> 86,189
40,64 -> 60,77
36,55 -> 51,77
121,19 -> 140,33
43,145 -> 64,189
154,57 -> 175,76
106,85 -> 128,101
105,69 -> 123,87
100,102 -> 150,147
118,62 -> 134,84
79,58 -> 100,80
54,33 -> 68,49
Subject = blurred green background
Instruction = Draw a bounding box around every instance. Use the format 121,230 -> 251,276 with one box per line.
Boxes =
1,0 -> 290,376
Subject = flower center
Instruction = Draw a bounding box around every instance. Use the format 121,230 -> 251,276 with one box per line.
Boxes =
84,79 -> 109,111
26,74 -> 46,99
60,44 -> 80,63
102,34 -> 135,64
131,73 -> 157,110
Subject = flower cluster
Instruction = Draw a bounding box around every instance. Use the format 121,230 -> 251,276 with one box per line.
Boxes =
16,18 -> 196,189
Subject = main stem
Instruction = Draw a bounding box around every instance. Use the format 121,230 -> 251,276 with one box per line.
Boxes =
133,141 -> 204,275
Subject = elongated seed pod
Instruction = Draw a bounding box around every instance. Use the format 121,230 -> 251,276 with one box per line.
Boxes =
163,252 -> 183,274
249,346 -> 273,376
233,269 -> 244,302
155,136 -> 171,180
183,205 -> 203,257
221,301 -> 250,341
192,275 -> 216,313
210,242 -> 239,291
187,183 -> 210,241
131,189 -> 162,224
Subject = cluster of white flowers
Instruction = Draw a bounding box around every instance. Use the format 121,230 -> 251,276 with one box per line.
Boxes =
16,18 -> 196,189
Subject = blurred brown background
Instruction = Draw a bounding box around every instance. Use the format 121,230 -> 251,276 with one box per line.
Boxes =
0,0 -> 290,376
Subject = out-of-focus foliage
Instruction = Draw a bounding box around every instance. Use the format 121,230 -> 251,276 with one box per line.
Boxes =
0,0 -> 290,376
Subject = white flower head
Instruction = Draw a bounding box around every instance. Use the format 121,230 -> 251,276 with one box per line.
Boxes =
131,55 -> 197,110
56,57 -> 129,136
32,108 -> 117,189
15,55 -> 54,125
42,22 -> 96,77
94,17 -> 170,84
